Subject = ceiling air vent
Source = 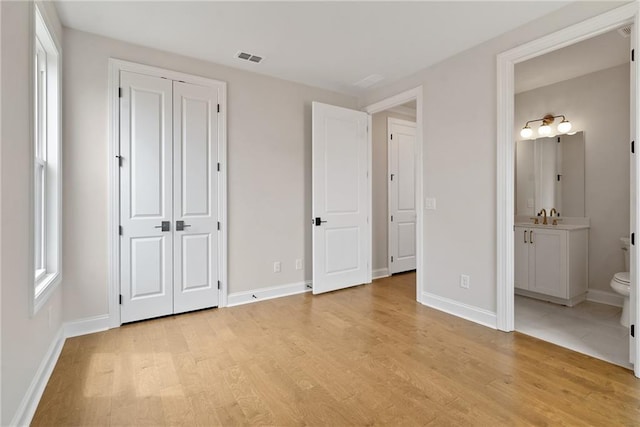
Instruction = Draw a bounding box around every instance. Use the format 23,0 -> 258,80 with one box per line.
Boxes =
618,25 -> 632,38
235,51 -> 264,64
353,74 -> 384,89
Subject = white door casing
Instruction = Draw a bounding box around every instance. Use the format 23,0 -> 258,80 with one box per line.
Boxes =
388,118 -> 416,274
496,2 -> 640,377
630,22 -> 637,364
173,81 -> 220,313
312,102 -> 370,294
120,71 -> 174,323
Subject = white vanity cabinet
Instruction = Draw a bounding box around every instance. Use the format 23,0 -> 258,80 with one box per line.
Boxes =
514,225 -> 588,306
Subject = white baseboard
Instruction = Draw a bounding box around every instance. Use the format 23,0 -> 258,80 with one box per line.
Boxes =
421,291 -> 497,329
372,268 -> 390,280
587,289 -> 624,307
11,314 -> 111,426
64,314 -> 111,338
10,328 -> 64,427
227,280 -> 312,307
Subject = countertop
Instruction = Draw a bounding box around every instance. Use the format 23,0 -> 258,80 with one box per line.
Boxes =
514,222 -> 590,231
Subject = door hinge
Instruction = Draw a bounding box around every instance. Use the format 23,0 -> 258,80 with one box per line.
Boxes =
391,256 -> 394,262
390,174 -> 394,181
632,49 -> 635,62
632,233 -> 635,245
217,104 -> 220,113
119,225 -> 123,236
217,222 -> 220,230
119,294 -> 123,305
390,134 -> 393,140
116,155 -> 123,167
557,137 -> 560,143
118,87 -> 122,98
557,174 -> 561,182
632,324 -> 635,337
391,215 -> 394,222
632,141 -> 635,154
217,162 -> 220,172
217,280 -> 221,290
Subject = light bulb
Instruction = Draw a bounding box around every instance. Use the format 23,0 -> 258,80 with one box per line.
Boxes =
520,126 -> 533,138
538,124 -> 551,136
557,120 -> 572,133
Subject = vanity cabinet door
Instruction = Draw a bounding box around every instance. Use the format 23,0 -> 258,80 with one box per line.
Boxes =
530,228 -> 567,299
514,227 -> 530,290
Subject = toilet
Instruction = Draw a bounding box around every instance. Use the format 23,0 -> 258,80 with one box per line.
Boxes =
610,237 -> 631,327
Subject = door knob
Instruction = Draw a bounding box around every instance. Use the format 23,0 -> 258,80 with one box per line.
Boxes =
314,217 -> 327,226
176,220 -> 192,231
154,221 -> 170,232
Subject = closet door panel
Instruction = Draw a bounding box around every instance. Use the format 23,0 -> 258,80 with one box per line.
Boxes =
173,81 -> 220,313
120,71 -> 174,323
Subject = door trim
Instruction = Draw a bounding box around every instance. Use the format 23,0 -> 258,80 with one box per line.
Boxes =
495,3 -> 639,375
387,117 -> 417,275
365,86 -> 424,303
107,58 -> 228,328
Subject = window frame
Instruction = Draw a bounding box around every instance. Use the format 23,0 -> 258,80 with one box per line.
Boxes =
31,4 -> 62,315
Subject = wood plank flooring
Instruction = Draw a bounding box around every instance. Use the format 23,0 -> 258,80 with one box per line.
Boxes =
33,272 -> 640,426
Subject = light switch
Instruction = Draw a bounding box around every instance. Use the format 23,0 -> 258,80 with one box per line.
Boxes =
425,198 -> 436,210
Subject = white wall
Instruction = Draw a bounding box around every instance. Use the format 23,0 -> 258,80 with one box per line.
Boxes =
1,2 -> 64,424
359,1 -> 625,315
371,110 -> 415,274
515,64 -> 630,293
62,29 -> 357,321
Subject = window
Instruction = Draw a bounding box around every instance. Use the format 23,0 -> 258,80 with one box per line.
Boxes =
32,5 -> 61,313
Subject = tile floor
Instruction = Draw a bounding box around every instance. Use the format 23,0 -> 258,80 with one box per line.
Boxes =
515,295 -> 632,369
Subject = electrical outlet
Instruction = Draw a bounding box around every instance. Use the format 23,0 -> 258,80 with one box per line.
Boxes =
273,261 -> 281,273
295,259 -> 303,270
460,274 -> 470,289
425,198 -> 437,210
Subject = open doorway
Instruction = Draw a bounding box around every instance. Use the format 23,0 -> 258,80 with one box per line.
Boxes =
496,2 -> 640,376
513,27 -> 631,368
365,88 -> 424,301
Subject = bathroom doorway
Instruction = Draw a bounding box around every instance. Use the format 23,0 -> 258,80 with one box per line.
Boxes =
497,3 -> 640,376
513,28 -> 631,368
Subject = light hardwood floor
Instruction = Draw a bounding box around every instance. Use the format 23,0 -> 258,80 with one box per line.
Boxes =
33,272 -> 640,426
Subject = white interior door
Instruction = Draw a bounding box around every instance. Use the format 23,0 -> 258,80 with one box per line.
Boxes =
312,102 -> 369,294
388,118 -> 416,274
173,81 -> 220,313
120,72 -> 221,323
120,71 -> 173,323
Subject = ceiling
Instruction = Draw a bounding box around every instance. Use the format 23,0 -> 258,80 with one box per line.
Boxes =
56,1 -> 571,96
515,26 -> 630,93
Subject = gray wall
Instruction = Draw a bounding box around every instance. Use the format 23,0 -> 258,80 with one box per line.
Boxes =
515,64 -> 631,293
62,29 -> 357,321
1,2 -> 64,424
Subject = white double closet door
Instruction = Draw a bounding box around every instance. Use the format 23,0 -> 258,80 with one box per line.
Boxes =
120,71 -> 220,323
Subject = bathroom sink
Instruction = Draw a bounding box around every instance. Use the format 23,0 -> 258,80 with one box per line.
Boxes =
515,222 -> 590,231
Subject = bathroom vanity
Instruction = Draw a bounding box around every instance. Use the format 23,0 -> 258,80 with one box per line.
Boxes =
514,222 -> 589,306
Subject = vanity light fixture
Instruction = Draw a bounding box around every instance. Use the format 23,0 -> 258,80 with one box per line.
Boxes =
520,114 -> 572,138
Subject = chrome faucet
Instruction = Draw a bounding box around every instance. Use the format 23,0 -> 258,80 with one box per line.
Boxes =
538,208 -> 548,225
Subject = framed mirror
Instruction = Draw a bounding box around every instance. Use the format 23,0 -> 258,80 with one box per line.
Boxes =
516,131 -> 585,217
